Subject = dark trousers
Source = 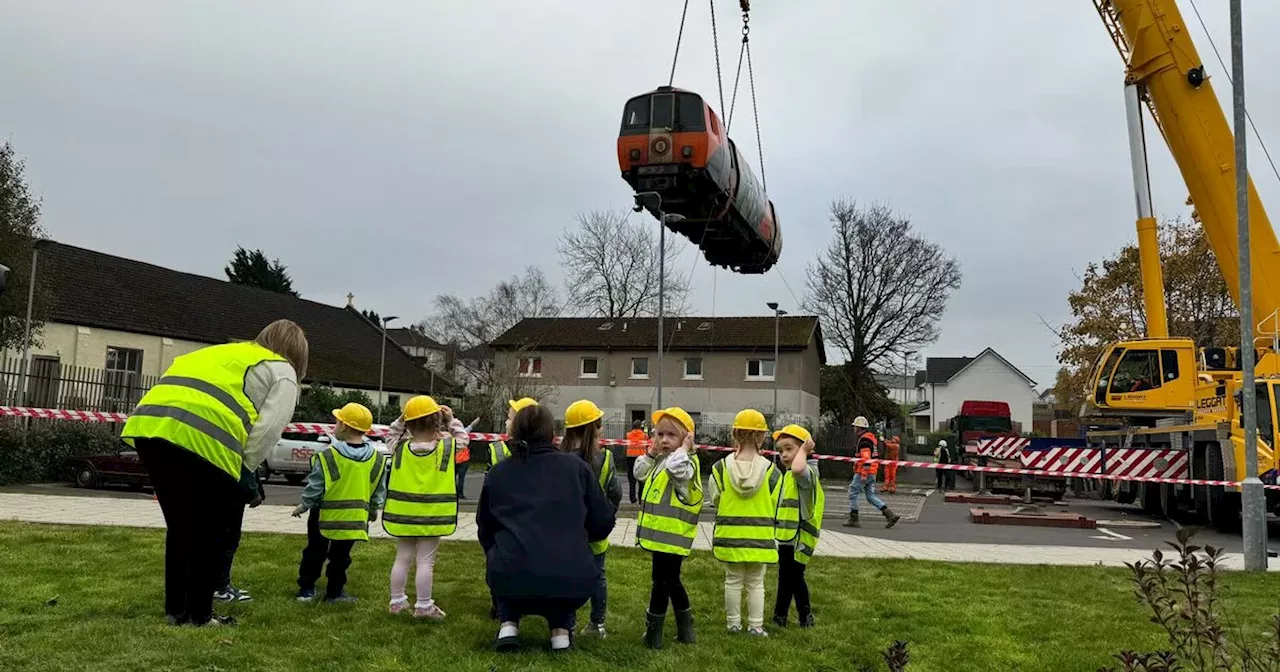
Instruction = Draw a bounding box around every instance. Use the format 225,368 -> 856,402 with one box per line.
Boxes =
297,508 -> 355,598
626,456 -> 639,502
936,467 -> 955,490
216,502 -> 247,591
648,551 -> 690,614
134,438 -> 241,625
455,461 -> 469,499
774,545 -> 811,619
496,596 -> 586,631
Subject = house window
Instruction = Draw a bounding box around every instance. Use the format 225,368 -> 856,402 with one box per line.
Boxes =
631,357 -> 649,379
388,394 -> 401,409
580,357 -> 599,379
746,358 -> 775,381
518,356 -> 542,377
687,411 -> 702,426
683,357 -> 703,380
104,346 -> 144,410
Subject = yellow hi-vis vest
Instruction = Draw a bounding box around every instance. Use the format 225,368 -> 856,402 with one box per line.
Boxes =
121,342 -> 286,480
382,438 -> 458,537
774,466 -> 825,565
316,447 -> 385,541
488,441 -> 511,468
711,459 -> 782,563
589,449 -> 616,555
636,455 -> 703,556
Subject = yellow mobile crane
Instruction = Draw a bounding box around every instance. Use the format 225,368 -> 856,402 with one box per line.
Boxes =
1081,0 -> 1280,528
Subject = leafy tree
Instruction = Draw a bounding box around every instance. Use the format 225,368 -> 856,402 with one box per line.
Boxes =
557,209 -> 691,318
360,309 -> 382,325
225,246 -> 299,296
0,141 -> 47,352
1052,219 -> 1236,410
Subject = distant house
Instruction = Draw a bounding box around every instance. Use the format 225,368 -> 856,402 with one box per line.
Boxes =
875,373 -> 924,406
0,241 -> 448,412
487,316 -> 826,428
384,326 -> 458,394
908,348 -> 1037,433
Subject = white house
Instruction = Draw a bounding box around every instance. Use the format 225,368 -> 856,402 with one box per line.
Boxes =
909,348 -> 1038,433
875,373 -> 924,406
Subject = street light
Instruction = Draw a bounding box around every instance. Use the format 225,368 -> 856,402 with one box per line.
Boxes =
634,191 -> 685,410
767,302 -> 787,420
1228,0 -> 1267,570
902,350 -> 917,406
378,315 -> 399,423
18,240 -> 49,408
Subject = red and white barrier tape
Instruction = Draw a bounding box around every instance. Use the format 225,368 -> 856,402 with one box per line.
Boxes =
4,405 -> 1277,490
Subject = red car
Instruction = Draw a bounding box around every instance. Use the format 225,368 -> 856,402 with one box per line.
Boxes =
69,450 -> 150,490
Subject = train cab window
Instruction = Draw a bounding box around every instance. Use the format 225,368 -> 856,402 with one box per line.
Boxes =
676,94 -> 706,132
651,93 -> 675,129
1109,349 -> 1162,394
621,97 -> 650,134
1160,349 -> 1180,382
708,108 -> 721,135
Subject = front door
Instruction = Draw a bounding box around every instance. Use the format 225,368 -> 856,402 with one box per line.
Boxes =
626,405 -> 650,430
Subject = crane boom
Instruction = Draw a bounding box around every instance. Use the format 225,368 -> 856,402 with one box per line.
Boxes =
1104,0 -> 1280,335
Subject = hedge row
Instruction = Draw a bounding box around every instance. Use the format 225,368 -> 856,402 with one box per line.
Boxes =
0,420 -> 125,486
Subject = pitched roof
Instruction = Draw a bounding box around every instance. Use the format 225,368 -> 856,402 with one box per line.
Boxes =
490,316 -> 826,363
38,241 -> 445,394
921,348 -> 1036,386
386,327 -> 443,350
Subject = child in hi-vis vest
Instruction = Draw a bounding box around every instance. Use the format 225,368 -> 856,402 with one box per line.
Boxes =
634,407 -> 702,649
381,395 -> 466,620
771,424 -> 823,629
559,400 -> 622,637
707,409 -> 782,636
292,402 -> 387,603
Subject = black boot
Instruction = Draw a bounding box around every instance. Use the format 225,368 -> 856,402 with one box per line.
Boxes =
882,506 -> 901,528
643,611 -> 665,650
843,510 -> 860,528
674,608 -> 696,644
799,612 -> 815,628
772,612 -> 787,628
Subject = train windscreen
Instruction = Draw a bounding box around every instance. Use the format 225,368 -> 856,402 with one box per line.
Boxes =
620,92 -> 707,135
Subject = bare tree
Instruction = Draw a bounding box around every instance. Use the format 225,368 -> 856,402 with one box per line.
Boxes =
421,266 -> 562,348
805,200 -> 961,371
557,210 -> 691,318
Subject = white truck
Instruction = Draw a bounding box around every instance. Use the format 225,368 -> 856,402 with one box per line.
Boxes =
256,431 -> 389,485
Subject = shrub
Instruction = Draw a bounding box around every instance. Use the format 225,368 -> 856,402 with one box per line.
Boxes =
0,419 -> 125,485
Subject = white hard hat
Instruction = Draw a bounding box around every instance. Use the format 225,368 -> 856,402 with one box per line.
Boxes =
852,416 -> 869,429
938,439 -> 948,447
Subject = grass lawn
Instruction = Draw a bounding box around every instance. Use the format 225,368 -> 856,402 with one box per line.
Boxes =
0,522 -> 1276,672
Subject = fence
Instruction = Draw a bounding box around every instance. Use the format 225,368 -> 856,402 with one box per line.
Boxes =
0,357 -> 157,414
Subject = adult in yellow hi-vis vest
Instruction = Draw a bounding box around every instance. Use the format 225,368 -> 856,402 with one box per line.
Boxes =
291,402 -> 387,603
707,409 -> 782,637
634,407 -> 702,650
121,320 -> 307,627
382,395 -> 458,619
770,424 -> 823,629
558,400 -> 621,638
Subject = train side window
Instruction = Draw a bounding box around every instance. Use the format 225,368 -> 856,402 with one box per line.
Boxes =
676,94 -> 706,132
1109,349 -> 1162,394
1160,349 -> 1180,382
651,93 -> 675,129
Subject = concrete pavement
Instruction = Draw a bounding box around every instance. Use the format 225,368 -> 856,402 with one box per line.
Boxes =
2,491 -> 1274,570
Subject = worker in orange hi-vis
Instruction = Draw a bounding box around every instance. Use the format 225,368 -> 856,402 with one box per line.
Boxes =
624,421 -> 648,504
882,436 -> 901,493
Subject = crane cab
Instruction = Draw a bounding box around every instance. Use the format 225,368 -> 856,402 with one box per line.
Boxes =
1089,338 -> 1198,414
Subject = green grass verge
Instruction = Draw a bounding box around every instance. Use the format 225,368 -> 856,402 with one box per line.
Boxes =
0,521 -> 1275,671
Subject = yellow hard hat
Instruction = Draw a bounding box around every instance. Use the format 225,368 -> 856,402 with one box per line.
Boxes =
732,409 -> 769,432
772,423 -> 812,443
651,407 -> 695,434
564,399 -> 604,429
508,397 -> 539,413
332,402 -> 373,434
403,395 -> 441,422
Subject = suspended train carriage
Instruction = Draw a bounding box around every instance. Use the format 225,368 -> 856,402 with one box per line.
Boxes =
617,86 -> 780,274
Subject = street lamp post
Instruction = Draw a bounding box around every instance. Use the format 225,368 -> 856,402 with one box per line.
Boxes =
378,315 -> 399,423
634,191 -> 685,411
767,302 -> 787,420
902,349 -> 917,407
1228,0 -> 1267,570
18,242 -> 46,408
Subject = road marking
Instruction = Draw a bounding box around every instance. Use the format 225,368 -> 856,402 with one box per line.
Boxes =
1091,527 -> 1133,541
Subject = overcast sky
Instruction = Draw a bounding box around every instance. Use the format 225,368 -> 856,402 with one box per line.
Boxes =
4,0 -> 1280,387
